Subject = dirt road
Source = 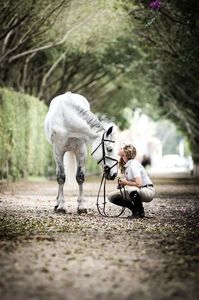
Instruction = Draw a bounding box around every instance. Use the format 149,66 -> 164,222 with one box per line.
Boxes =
0,179 -> 198,300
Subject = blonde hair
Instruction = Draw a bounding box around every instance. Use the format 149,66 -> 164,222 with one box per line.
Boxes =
119,144 -> 137,173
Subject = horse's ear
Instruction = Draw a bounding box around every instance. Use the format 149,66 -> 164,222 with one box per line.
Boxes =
106,126 -> 113,137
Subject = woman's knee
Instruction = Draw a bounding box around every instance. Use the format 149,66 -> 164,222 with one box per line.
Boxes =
107,192 -> 120,203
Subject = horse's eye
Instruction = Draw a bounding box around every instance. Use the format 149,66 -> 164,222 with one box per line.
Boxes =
107,146 -> 113,152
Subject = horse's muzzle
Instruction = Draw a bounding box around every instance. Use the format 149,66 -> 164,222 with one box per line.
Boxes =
104,165 -> 117,180
106,173 -> 117,180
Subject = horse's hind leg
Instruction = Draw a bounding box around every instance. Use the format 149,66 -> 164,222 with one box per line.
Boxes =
53,146 -> 66,213
75,144 -> 87,214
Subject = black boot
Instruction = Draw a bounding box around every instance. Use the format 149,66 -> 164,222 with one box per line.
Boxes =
129,191 -> 145,218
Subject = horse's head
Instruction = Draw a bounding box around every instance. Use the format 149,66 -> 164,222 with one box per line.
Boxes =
91,125 -> 118,180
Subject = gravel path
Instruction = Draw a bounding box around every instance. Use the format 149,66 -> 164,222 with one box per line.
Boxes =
0,179 -> 198,300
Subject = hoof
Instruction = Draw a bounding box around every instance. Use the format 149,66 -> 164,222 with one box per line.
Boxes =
54,205 -> 58,211
77,208 -> 87,215
54,208 -> 66,214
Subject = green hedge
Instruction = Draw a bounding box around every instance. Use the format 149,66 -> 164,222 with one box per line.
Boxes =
0,88 -> 53,180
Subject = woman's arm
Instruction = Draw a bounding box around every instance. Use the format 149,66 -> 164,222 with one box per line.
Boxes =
119,177 -> 143,188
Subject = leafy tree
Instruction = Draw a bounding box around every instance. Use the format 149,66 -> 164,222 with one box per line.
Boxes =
1,0 -> 199,165
117,0 -> 199,162
0,0 -> 136,127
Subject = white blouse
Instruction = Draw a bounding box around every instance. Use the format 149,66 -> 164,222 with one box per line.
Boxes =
124,159 -> 152,186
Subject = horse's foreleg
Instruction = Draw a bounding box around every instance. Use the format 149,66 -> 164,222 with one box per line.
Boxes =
75,145 -> 87,214
54,147 -> 66,213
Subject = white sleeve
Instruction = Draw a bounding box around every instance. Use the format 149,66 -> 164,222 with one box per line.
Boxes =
128,161 -> 141,179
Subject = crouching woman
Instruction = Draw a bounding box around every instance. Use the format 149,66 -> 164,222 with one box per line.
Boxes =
108,144 -> 155,218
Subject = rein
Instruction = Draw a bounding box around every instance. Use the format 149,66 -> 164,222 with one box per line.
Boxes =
96,175 -> 126,217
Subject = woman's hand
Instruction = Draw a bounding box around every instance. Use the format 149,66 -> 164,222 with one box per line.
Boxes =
118,178 -> 127,186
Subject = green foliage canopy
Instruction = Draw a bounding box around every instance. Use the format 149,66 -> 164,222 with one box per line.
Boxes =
0,0 -> 199,163
117,0 -> 199,161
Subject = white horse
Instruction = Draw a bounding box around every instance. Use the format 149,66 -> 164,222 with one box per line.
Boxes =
44,91 -> 118,214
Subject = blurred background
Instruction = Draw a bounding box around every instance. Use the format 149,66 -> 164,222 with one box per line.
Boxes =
0,0 -> 198,181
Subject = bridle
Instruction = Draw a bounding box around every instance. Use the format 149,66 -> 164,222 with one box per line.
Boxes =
91,131 -> 125,217
91,131 -> 118,172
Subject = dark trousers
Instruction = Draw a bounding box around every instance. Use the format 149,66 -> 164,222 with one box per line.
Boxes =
111,191 -> 144,216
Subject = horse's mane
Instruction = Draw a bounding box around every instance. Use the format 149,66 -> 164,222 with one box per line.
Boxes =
66,92 -> 104,132
77,109 -> 105,132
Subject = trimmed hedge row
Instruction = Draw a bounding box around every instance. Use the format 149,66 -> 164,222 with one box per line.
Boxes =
0,88 -> 53,180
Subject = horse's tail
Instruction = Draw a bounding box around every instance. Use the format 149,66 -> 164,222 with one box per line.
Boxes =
64,151 -> 77,185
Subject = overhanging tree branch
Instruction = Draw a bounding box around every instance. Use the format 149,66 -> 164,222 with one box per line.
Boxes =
8,10 -> 102,63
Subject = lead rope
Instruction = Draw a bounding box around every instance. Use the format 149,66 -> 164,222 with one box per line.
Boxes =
96,175 -> 125,217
